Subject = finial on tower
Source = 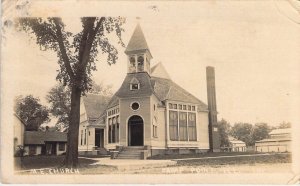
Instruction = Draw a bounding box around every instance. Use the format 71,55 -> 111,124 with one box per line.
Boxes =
125,23 -> 152,74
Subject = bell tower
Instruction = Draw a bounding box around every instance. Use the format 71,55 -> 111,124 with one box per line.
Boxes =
125,24 -> 152,74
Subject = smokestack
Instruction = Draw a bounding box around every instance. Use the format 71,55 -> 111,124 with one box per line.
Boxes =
206,66 -> 220,152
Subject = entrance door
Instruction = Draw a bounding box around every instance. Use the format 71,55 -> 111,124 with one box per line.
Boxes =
95,129 -> 104,148
51,142 -> 57,155
128,115 -> 144,146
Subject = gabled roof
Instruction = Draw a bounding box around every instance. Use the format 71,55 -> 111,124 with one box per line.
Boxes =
106,94 -> 120,109
269,128 -> 292,135
24,131 -> 67,145
14,113 -> 27,126
115,72 -> 153,98
228,136 -> 246,144
125,24 -> 151,56
151,77 -> 208,111
255,138 -> 291,143
151,62 -> 171,79
82,94 -> 111,119
130,77 -> 140,84
110,71 -> 208,111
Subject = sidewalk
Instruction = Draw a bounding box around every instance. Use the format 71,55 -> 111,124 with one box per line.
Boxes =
81,157 -> 177,171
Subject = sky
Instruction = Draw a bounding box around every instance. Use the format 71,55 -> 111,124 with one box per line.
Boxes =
3,0 -> 300,126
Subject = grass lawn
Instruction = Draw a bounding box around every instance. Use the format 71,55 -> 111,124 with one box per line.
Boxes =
176,153 -> 291,166
149,151 -> 259,160
19,155 -> 98,170
17,153 -> 292,175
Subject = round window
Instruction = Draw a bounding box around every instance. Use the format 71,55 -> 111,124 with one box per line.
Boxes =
131,102 -> 140,110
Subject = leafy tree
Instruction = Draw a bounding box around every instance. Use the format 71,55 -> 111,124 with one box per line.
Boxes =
231,123 -> 254,146
46,84 -> 71,131
217,119 -> 231,147
46,81 -> 113,131
16,17 -> 125,167
14,95 -> 50,131
39,125 -> 58,132
90,80 -> 113,96
252,123 -> 271,142
277,121 -> 292,129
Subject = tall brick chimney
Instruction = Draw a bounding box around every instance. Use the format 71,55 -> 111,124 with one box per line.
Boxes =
206,66 -> 221,152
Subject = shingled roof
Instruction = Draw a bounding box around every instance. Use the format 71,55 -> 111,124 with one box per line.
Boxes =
82,94 -> 111,119
24,131 -> 67,145
115,72 -> 153,98
107,71 -> 208,111
151,76 -> 208,111
125,24 -> 152,56
150,62 -> 171,79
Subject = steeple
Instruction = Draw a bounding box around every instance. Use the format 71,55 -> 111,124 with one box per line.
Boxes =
125,24 -> 152,74
125,24 -> 152,56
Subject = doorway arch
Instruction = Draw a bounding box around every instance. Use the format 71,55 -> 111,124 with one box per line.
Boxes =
128,115 -> 144,146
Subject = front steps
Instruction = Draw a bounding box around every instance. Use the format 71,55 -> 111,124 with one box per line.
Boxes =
116,146 -> 145,159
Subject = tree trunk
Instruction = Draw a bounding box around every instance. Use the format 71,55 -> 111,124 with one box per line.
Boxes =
65,85 -> 81,168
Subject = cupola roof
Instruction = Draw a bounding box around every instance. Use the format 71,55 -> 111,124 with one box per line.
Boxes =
125,24 -> 152,57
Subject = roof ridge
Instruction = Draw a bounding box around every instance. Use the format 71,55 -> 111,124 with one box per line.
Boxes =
150,62 -> 160,73
14,113 -> 27,125
165,86 -> 173,100
170,79 -> 206,105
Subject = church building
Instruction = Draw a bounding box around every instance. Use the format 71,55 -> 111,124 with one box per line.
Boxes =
78,24 -> 220,158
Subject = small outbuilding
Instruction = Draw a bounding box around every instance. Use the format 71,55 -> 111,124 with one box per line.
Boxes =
229,136 -> 246,152
255,128 -> 291,153
221,136 -> 246,152
24,131 -> 67,156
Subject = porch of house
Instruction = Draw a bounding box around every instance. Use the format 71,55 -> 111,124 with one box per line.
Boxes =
79,127 -> 108,155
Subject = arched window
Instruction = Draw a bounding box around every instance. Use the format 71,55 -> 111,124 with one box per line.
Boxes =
137,56 -> 144,72
129,56 -> 136,73
130,56 -> 135,66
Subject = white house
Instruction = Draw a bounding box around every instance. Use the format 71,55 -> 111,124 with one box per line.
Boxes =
24,131 -> 67,156
255,128 -> 291,153
13,114 -> 26,155
228,136 -> 246,152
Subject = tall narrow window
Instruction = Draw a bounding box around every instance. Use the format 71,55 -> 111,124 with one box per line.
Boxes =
80,130 -> 83,145
179,112 -> 188,141
112,117 -> 116,143
84,129 -> 87,145
137,56 -> 144,72
188,113 -> 197,141
108,118 -> 112,143
129,56 -> 136,73
116,116 -> 119,142
153,117 -> 158,138
169,111 -> 178,141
